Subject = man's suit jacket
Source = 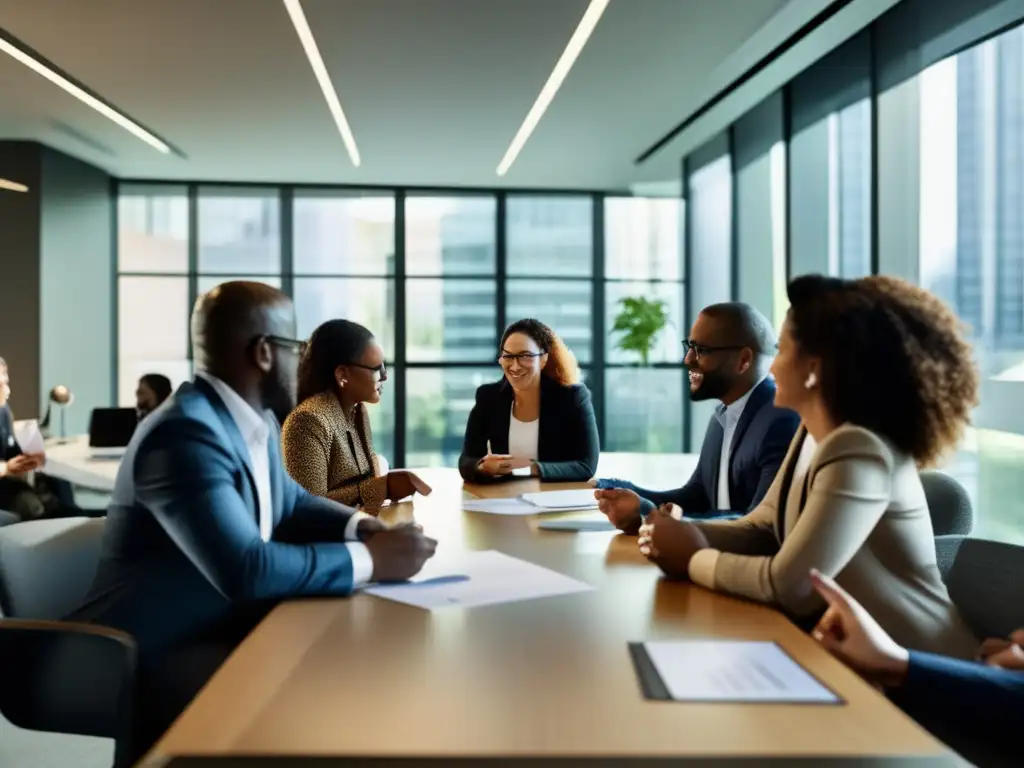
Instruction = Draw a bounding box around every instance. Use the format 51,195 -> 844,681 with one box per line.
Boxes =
890,651 -> 1022,765
598,378 -> 799,518
68,379 -> 364,662
459,375 -> 600,483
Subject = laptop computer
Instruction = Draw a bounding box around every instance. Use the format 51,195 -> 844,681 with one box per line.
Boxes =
88,407 -> 138,458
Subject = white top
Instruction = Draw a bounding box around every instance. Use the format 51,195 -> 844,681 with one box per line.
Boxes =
195,372 -> 373,585
714,379 -> 764,510
508,403 -> 540,460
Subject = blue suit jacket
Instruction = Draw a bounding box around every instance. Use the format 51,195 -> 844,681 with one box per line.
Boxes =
598,378 -> 799,518
68,379 -> 363,661
891,652 -> 1022,764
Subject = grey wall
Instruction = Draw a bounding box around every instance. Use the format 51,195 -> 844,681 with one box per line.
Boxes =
39,147 -> 114,435
0,141 -> 112,433
0,142 -> 43,419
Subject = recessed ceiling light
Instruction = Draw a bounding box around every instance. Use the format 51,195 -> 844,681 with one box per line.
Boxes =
283,0 -> 361,168
496,0 -> 610,177
0,178 -> 29,193
0,36 -> 171,154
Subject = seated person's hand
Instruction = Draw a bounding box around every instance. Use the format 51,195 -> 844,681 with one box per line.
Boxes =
637,504 -> 708,578
3,453 -> 43,476
978,629 -> 1024,670
477,453 -> 514,476
386,470 -> 432,501
364,522 -> 438,582
809,569 -> 910,687
594,487 -> 643,533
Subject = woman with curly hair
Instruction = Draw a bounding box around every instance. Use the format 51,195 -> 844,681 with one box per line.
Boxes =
459,318 -> 599,483
638,274 -> 980,658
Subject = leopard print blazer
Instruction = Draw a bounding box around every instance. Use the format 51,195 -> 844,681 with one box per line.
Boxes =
281,390 -> 388,511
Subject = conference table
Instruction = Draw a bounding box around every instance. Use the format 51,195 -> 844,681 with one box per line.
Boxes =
132,455 -> 952,767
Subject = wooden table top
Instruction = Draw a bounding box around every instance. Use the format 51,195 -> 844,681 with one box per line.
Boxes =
146,460 -> 948,765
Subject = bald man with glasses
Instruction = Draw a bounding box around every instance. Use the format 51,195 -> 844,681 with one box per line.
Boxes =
597,302 -> 799,533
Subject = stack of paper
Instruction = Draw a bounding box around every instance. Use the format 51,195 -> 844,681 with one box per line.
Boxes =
12,419 -> 45,454
463,489 -> 599,516
365,550 -> 592,610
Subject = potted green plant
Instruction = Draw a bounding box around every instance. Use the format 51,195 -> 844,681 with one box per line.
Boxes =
609,296 -> 672,452
611,296 -> 669,365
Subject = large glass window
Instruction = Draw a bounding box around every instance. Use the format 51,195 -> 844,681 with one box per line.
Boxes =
918,24 -> 1024,543
197,188 -> 281,274
789,31 -> 873,280
603,196 -> 686,452
116,183 -> 704,465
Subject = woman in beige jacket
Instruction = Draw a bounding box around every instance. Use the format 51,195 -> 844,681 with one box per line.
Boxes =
638,275 -> 980,659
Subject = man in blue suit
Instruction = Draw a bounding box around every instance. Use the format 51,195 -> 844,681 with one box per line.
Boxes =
809,569 -> 1020,765
69,282 -> 436,763
597,303 -> 798,533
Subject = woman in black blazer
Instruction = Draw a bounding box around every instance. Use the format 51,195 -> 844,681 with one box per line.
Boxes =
459,319 -> 599,483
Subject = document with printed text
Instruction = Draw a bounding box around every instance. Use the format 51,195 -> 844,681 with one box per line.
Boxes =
638,641 -> 841,704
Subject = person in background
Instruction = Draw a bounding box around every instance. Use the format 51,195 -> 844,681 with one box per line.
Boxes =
637,275 -> 979,659
459,318 -> 598,483
136,373 -> 173,421
809,569 -> 1020,765
596,303 -> 798,531
282,319 -> 431,512
67,282 -> 437,764
0,355 -> 88,521
0,356 -> 46,520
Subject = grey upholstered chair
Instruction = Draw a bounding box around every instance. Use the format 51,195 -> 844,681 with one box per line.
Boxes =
0,517 -> 104,619
936,534 -> 1024,641
920,471 -> 974,536
0,509 -> 18,528
0,518 -> 137,768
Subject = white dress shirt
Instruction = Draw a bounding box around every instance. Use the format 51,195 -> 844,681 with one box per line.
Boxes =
196,373 -> 373,586
507,403 -> 540,460
713,378 -> 764,510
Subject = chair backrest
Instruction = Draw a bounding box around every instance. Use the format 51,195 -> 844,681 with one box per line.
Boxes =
942,536 -> 1024,640
920,470 -> 973,536
0,518 -> 104,619
0,619 -> 136,762
0,509 -> 19,528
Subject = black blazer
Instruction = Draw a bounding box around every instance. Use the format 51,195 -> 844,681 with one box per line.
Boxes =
459,375 -> 599,483
596,378 -> 799,518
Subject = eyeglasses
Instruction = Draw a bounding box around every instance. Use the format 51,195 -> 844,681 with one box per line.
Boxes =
682,339 -> 744,360
498,351 -> 545,365
260,335 -> 307,354
348,362 -> 387,379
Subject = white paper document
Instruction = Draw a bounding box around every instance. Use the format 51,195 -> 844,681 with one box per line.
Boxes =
462,497 -> 592,516
365,550 -> 592,610
518,489 -> 599,510
537,514 -> 615,532
642,641 -> 840,704
12,419 -> 45,454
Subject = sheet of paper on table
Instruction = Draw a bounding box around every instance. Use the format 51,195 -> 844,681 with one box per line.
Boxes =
365,550 -> 593,610
519,489 -> 599,510
461,498 -> 586,515
537,514 -> 615,532
641,640 -> 841,704
12,419 -> 45,454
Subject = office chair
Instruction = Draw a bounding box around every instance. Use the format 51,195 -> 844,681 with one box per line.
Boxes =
920,470 -> 974,536
0,517 -> 137,768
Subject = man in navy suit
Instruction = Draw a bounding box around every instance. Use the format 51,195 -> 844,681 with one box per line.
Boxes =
69,282 -> 437,763
597,303 -> 799,533
809,569 -> 1020,765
